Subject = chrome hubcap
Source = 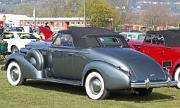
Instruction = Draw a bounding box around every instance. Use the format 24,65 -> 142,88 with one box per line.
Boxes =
90,78 -> 102,94
10,67 -> 19,82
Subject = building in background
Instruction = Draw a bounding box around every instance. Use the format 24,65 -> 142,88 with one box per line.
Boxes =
0,13 -> 89,32
0,14 -> 28,27
20,17 -> 89,32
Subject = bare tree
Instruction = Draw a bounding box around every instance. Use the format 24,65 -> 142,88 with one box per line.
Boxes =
14,3 -> 34,16
141,5 -> 171,30
107,0 -> 133,31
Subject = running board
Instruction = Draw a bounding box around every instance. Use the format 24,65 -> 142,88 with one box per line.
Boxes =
39,78 -> 82,86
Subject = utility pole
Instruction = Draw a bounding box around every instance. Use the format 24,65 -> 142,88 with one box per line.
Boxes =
84,0 -> 86,27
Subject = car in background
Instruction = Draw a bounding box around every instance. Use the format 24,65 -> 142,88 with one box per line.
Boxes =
129,30 -> 180,88
9,27 -> 25,32
4,27 -> 177,100
0,32 -> 36,52
119,32 -> 145,41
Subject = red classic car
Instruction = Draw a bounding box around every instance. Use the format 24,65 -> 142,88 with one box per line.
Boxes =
129,30 -> 180,88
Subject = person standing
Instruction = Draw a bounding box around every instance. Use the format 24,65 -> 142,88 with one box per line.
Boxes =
45,22 -> 50,29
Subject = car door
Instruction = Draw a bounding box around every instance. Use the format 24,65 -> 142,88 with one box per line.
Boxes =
140,34 -> 165,66
50,34 -> 88,80
50,34 -> 74,79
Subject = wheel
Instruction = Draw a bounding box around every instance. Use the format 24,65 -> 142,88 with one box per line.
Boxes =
133,88 -> 153,96
174,67 -> 180,88
85,72 -> 109,100
25,50 -> 44,70
7,62 -> 25,86
11,46 -> 19,53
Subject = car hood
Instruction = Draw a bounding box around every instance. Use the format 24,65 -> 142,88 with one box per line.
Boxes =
26,41 -> 52,49
92,48 -> 167,82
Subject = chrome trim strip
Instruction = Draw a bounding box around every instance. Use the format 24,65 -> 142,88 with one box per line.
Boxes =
131,80 -> 177,88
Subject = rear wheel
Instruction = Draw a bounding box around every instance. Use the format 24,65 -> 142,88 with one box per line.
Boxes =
7,62 -> 25,86
133,88 -> 153,96
85,72 -> 109,100
174,67 -> 180,88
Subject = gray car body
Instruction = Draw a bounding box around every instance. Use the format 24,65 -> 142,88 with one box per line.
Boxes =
4,27 -> 176,90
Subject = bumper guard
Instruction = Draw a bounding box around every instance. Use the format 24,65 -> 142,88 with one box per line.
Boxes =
131,77 -> 177,89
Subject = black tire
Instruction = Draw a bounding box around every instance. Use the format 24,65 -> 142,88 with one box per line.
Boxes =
7,61 -> 26,86
11,46 -> 19,53
25,49 -> 44,70
85,72 -> 109,100
133,88 -> 153,97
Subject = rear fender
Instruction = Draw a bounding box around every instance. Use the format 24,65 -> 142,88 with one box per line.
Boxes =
172,58 -> 180,76
4,53 -> 44,79
81,61 -> 130,90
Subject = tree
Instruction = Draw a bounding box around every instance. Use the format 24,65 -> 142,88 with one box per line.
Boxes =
141,5 -> 171,30
12,0 -> 81,17
36,0 -> 81,17
106,0 -> 134,31
14,3 -> 34,16
78,0 -> 116,28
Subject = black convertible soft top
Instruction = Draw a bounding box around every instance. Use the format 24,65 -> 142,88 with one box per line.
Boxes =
59,27 -> 128,48
147,30 -> 180,46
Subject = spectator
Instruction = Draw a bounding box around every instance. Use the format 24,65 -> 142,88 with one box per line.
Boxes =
45,22 -> 50,29
29,26 -> 33,33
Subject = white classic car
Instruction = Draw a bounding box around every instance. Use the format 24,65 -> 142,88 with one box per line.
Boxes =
1,32 -> 36,52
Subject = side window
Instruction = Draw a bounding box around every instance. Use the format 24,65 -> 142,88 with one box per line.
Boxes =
158,35 -> 165,45
152,35 -> 165,45
2,33 -> 14,39
144,34 -> 152,43
53,34 -> 74,47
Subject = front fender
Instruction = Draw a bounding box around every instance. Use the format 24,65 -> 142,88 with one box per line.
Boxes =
82,61 -> 130,90
4,52 -> 44,79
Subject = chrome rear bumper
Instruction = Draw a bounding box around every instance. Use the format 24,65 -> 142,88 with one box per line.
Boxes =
131,78 -> 177,89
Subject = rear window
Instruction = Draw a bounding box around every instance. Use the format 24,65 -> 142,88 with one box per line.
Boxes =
98,37 -> 119,44
18,33 -> 36,39
97,37 -> 124,47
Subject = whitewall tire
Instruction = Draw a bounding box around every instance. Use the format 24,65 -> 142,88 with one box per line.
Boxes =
85,72 -> 109,100
174,67 -> 180,88
7,62 -> 25,86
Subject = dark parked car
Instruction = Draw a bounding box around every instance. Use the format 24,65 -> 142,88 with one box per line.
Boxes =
4,27 -> 177,100
128,30 -> 180,88
9,27 -> 25,32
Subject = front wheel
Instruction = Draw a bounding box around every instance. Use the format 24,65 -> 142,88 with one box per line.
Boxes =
174,67 -> 180,88
7,62 -> 25,86
85,72 -> 109,100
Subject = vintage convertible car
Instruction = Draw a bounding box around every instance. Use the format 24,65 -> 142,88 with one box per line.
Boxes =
129,30 -> 180,88
4,27 -> 177,100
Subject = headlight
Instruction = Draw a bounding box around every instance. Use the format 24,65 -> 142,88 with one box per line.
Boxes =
118,63 -> 130,72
